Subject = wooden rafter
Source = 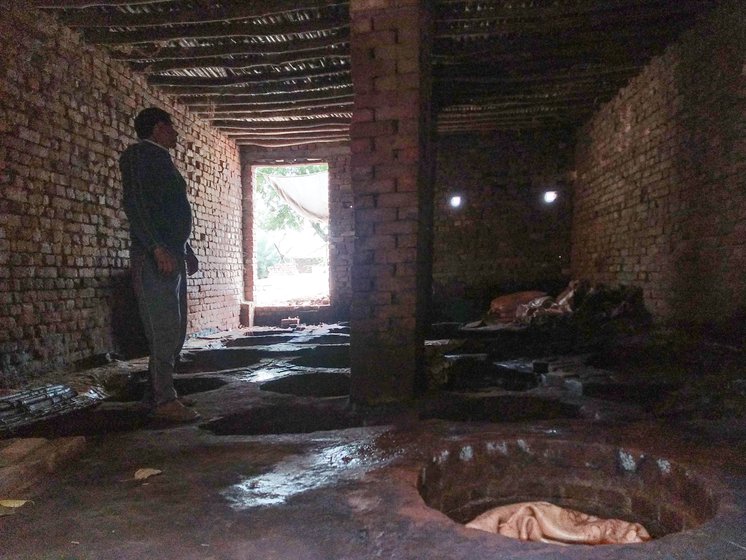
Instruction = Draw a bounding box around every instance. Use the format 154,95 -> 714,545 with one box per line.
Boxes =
434,14 -> 700,58
83,17 -> 348,45
148,67 -> 349,88
211,116 -> 349,127
31,0 -> 716,144
190,100 -> 353,116
435,0 -> 710,21
34,0 -> 173,8
235,137 -> 348,147
177,88 -> 353,106
110,35 -> 348,62
435,1 -> 710,38
436,65 -> 641,86
139,51 -> 349,73
162,78 -> 350,96
50,1 -> 347,27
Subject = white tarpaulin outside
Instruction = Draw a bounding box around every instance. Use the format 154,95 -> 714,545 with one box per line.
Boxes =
268,172 -> 329,223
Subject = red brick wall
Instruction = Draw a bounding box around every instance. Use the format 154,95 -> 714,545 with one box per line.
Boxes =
571,2 -> 746,324
239,143 -> 353,317
0,4 -> 243,386
433,131 -> 573,319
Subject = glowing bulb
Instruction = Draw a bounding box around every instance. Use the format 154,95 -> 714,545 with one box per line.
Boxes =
543,191 -> 558,203
449,195 -> 462,208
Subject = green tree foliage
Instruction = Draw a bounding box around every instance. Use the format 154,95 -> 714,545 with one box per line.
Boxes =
254,164 -> 329,279
255,236 -> 281,280
254,164 -> 328,235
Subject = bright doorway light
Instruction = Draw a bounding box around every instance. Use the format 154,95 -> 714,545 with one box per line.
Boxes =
253,164 -> 330,307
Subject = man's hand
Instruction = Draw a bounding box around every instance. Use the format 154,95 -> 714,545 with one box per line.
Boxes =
153,246 -> 177,276
186,251 -> 199,276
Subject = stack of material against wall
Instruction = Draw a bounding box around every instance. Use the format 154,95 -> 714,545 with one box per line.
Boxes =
0,2 -> 243,385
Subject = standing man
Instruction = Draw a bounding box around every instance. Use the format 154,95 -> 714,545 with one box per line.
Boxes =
120,107 -> 200,423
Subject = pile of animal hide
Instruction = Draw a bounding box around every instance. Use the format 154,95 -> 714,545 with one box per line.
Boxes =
466,501 -> 651,545
485,281 -> 579,326
476,280 -> 649,329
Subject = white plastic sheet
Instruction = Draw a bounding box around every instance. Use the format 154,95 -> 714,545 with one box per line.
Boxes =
268,172 -> 329,223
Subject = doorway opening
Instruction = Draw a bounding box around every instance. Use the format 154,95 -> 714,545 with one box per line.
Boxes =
253,164 -> 330,307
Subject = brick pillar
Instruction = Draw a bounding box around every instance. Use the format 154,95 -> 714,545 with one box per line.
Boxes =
349,0 -> 434,404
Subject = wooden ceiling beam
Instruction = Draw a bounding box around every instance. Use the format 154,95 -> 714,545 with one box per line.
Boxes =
437,116 -> 563,129
160,77 -> 350,95
224,128 -> 349,138
51,1 -> 347,27
437,77 -> 628,100
227,129 -> 348,138
435,0 -> 712,22
191,100 -> 353,116
177,88 -> 352,105
437,121 -> 549,130
437,93 -> 620,112
438,103 -> 600,120
148,67 -> 349,88
211,117 -> 350,130
34,0 -> 172,8
434,15 -> 696,57
138,51 -> 349,73
83,17 -> 348,45
203,113 -> 352,122
433,40 -> 663,70
439,85 -> 623,105
435,2 -> 709,38
433,47 -> 661,72
436,64 -> 640,85
438,112 -> 588,126
437,126 -> 546,135
110,34 -> 348,61
437,119 -> 558,129
235,137 -> 348,147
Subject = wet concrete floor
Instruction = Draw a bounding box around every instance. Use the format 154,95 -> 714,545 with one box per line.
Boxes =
1,324 -> 745,559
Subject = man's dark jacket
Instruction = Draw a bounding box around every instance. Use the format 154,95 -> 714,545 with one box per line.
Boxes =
119,140 -> 192,257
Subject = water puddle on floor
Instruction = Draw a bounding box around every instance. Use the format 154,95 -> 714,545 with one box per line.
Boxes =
221,429 -> 391,509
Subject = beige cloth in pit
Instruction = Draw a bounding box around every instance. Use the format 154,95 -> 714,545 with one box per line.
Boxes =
466,501 -> 651,545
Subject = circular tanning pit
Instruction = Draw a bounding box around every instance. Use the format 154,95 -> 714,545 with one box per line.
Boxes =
224,335 -> 297,347
418,438 -> 718,540
291,345 -> 350,369
260,372 -> 350,397
421,394 -> 579,423
109,375 -> 226,402
177,349 -> 261,373
174,376 -> 227,396
294,334 -> 350,345
201,399 -> 365,435
444,356 -> 538,391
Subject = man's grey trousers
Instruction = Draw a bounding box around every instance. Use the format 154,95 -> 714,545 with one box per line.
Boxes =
131,249 -> 187,406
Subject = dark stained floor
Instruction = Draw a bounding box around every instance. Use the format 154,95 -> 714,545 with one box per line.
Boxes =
1,324 -> 745,560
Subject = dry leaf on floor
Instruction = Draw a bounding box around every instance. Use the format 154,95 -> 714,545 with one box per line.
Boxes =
0,499 -> 30,515
0,499 -> 30,508
134,468 -> 162,481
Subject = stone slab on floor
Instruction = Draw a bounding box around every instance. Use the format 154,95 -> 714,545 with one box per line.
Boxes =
0,436 -> 86,498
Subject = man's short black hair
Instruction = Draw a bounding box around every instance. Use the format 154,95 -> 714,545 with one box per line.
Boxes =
134,107 -> 172,139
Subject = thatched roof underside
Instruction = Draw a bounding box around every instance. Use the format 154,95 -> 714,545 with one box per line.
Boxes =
35,0 -> 717,147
